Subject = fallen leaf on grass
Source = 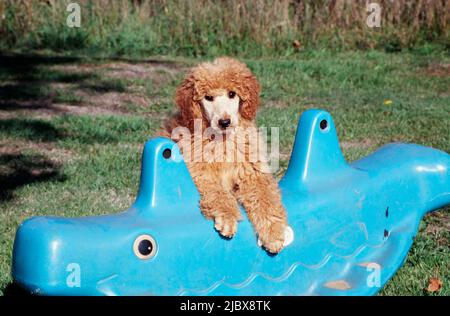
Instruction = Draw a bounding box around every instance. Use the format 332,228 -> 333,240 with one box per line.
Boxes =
426,277 -> 442,293
292,40 -> 302,51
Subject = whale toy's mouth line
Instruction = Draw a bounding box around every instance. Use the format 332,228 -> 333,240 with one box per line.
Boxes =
11,109 -> 450,296
96,274 -> 120,296
94,222 -> 416,296
176,237 -> 391,296
97,274 -> 119,286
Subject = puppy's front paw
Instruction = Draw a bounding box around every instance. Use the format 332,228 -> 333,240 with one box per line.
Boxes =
257,221 -> 287,254
214,215 -> 238,238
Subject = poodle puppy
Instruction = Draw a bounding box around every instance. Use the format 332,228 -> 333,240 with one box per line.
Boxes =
159,57 -> 288,253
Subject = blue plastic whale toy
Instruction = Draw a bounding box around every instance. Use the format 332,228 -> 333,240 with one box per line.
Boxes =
12,109 -> 450,296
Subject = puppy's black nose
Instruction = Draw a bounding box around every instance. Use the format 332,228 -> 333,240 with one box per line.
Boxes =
218,118 -> 231,129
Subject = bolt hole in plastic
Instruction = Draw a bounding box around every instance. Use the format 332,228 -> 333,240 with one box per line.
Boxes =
133,235 -> 157,260
162,148 -> 172,159
319,119 -> 328,132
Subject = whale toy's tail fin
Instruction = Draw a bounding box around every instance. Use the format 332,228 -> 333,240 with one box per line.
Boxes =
133,137 -> 200,218
282,109 -> 353,187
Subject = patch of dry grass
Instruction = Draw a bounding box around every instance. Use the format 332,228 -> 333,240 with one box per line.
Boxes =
1,1 -> 448,54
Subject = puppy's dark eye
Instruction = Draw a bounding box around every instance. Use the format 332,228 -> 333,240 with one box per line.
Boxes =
228,91 -> 236,98
205,95 -> 214,102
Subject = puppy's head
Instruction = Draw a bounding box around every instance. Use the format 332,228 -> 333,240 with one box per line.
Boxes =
175,57 -> 260,134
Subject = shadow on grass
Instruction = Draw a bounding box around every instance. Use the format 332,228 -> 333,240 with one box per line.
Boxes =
104,56 -> 185,69
79,78 -> 128,93
0,119 -> 60,142
0,53 -> 130,114
0,54 -> 84,114
0,152 -> 65,203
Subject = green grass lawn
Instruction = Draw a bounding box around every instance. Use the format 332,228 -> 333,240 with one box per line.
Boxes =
0,49 -> 449,295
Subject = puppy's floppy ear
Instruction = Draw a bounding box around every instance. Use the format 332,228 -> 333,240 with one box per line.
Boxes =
239,73 -> 260,121
175,75 -> 203,130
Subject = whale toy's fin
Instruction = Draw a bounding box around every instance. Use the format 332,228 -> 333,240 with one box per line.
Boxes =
283,109 -> 353,187
133,137 -> 200,217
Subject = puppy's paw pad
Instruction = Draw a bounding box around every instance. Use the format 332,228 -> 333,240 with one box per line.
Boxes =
262,239 -> 284,254
257,224 -> 292,253
214,216 -> 237,238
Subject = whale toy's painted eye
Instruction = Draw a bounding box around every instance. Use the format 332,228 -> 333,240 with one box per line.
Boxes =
133,235 -> 157,260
